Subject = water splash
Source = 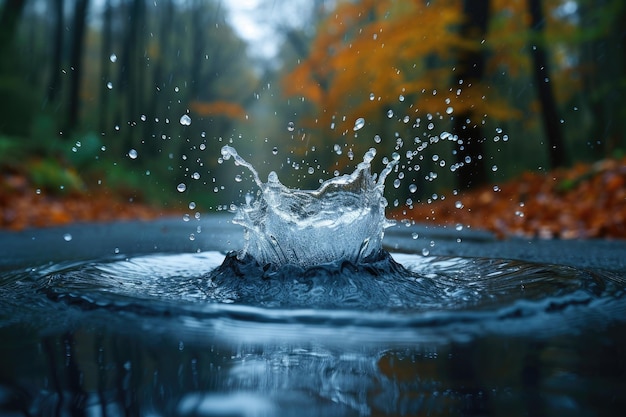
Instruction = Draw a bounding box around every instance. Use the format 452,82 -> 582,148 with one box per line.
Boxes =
221,146 -> 400,268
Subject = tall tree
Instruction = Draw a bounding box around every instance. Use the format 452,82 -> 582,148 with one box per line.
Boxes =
453,0 -> 490,189
66,0 -> 90,133
46,0 -> 65,104
578,0 -> 626,156
98,0 -> 113,133
0,0 -> 26,53
528,0 -> 567,168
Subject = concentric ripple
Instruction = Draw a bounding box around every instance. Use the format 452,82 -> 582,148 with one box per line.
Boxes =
34,250 -> 623,340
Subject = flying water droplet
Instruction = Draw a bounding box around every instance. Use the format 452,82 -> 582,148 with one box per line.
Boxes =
109,53 -> 117,62
353,117 -> 365,131
177,183 -> 187,192
179,114 -> 192,126
128,149 -> 138,159
287,121 -> 295,132
272,147 -> 278,155
63,233 -> 72,242
106,82 -> 113,89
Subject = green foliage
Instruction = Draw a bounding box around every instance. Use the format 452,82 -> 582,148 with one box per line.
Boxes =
0,135 -> 25,165
26,158 -> 84,193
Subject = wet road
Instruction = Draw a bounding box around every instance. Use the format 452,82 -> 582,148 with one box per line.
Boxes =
1,214 -> 624,273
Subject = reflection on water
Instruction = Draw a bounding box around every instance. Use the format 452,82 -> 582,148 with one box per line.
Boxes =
1,248 -> 625,416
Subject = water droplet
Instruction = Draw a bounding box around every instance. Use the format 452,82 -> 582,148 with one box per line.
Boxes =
409,184 -> 417,193
109,53 -> 117,62
387,109 -> 394,118
287,121 -> 295,132
455,223 -> 464,231
177,183 -> 187,192
106,82 -> 113,89
128,149 -> 138,159
192,172 -> 200,180
398,94 -> 405,102
234,174 -> 243,182
412,232 -> 419,240
333,144 -> 342,155
446,106 -> 454,114
491,165 -> 498,172
393,178 -> 401,188
272,147 -> 278,155
179,114 -> 192,126
307,167 -> 314,174
369,93 -> 375,101
189,201 -> 196,210
353,117 -> 365,131
63,233 -> 72,242
493,185 -> 501,192
182,213 -> 190,222
373,134 -> 382,144
422,248 -> 430,256
189,234 -> 195,241
455,201 -> 464,209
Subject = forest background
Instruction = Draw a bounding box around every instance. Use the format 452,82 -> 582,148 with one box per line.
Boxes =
0,0 -> 624,237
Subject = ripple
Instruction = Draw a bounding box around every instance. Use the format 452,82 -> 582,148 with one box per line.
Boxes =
33,250 -> 625,343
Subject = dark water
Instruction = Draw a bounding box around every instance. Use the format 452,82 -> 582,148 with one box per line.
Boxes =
1,225 -> 626,416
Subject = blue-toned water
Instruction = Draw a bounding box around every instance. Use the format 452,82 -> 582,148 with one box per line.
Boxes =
0,148 -> 625,416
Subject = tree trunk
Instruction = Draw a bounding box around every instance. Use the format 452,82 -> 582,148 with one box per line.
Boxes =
47,0 -> 64,104
145,0 -> 174,156
453,0 -> 490,189
528,0 -> 567,168
579,0 -> 626,157
98,0 -> 112,133
66,0 -> 90,133
116,0 -> 144,152
0,0 -> 26,54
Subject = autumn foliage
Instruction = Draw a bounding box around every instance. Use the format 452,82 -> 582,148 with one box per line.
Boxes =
1,155 -> 624,239
0,173 -> 175,231
283,0 -> 523,138
394,156 -> 626,239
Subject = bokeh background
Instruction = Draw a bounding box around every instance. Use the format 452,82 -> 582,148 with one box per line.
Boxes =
0,0 -> 624,234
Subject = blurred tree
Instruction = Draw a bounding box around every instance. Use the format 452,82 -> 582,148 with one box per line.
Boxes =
98,0 -> 112,133
0,0 -> 30,136
0,0 -> 25,51
453,0 -> 490,189
282,0 -> 520,191
528,0 -> 567,168
66,0 -> 90,134
46,0 -> 64,104
578,0 -> 626,156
